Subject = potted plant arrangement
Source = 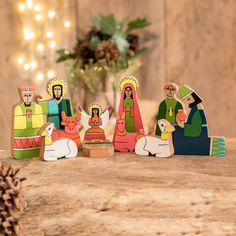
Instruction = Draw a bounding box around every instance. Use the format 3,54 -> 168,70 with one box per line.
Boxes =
56,14 -> 150,110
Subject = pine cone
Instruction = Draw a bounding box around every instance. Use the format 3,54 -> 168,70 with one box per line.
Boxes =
95,41 -> 120,63
74,42 -> 95,64
127,34 -> 139,52
0,163 -> 26,236
87,28 -> 110,41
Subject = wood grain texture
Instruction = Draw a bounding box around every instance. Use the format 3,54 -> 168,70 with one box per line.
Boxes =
0,1 -> 28,151
83,145 -> 114,158
1,149 -> 236,235
165,0 -> 236,137
1,0 -> 236,150
129,0 -> 165,100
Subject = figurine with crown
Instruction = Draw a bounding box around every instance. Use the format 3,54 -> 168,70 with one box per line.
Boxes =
79,103 -> 114,157
113,76 -> 144,152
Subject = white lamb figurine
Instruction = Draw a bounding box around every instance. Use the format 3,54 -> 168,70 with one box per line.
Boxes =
39,122 -> 78,161
135,119 -> 175,158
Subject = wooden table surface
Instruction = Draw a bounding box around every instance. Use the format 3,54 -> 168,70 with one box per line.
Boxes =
1,146 -> 236,236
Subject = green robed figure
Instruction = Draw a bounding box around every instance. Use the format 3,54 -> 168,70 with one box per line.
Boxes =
155,83 -> 183,136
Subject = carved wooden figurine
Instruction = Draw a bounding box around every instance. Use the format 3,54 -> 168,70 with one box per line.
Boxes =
80,104 -> 114,157
12,87 -> 45,159
38,122 -> 78,161
173,85 -> 225,156
135,119 -> 175,157
54,111 -> 81,149
118,76 -> 144,133
155,83 -> 184,136
113,76 -> 144,152
38,78 -> 74,130
113,113 -> 144,152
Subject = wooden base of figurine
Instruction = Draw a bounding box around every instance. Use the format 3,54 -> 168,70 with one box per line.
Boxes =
82,141 -> 114,158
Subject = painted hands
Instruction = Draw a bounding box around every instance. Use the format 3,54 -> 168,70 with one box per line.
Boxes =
176,117 -> 185,128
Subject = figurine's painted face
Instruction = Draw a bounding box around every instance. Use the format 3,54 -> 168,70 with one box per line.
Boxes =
158,119 -> 175,133
164,86 -> 177,98
53,85 -> 63,100
22,91 -> 34,107
92,108 -> 99,117
116,118 -> 125,132
183,94 -> 195,105
158,120 -> 167,133
125,87 -> 132,98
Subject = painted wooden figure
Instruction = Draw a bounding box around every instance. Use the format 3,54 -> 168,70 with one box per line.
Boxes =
113,76 -> 144,152
53,111 -> 81,149
80,104 -> 114,157
173,85 -> 225,156
155,83 -> 184,136
80,104 -> 111,142
113,113 -> 144,152
118,76 -> 144,133
38,122 -> 78,161
12,87 -> 45,159
39,78 -> 73,130
135,119 -> 175,157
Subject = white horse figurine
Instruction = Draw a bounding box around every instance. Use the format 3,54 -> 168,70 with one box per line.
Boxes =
135,119 -> 175,157
39,122 -> 78,161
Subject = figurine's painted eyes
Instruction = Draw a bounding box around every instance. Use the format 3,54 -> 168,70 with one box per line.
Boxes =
161,124 -> 164,127
29,94 -> 32,97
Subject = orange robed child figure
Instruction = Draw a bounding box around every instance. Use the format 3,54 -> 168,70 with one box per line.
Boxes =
79,103 -> 112,143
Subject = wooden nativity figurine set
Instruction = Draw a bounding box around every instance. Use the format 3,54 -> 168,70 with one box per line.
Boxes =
11,76 -> 225,161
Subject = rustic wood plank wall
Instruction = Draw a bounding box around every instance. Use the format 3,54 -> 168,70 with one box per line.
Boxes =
0,1 -> 26,151
1,0 -> 236,150
165,0 -> 236,137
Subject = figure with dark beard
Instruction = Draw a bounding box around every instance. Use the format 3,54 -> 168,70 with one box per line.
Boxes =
172,85 -> 225,156
39,78 -> 73,129
12,87 -> 44,159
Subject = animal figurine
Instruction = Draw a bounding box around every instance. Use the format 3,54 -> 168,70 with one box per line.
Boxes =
113,113 -> 144,152
56,111 -> 81,149
135,119 -> 175,157
38,122 -> 78,161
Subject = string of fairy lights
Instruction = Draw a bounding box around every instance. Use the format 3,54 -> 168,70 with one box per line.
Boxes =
16,0 -> 73,83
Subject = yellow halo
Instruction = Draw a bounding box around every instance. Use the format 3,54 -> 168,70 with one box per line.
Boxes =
47,78 -> 67,97
88,103 -> 102,116
119,75 -> 139,93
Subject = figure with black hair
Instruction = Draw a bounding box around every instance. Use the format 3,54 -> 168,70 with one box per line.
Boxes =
117,76 -> 144,134
80,103 -> 112,143
155,83 -> 183,136
173,85 -> 225,156
39,78 -> 73,130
